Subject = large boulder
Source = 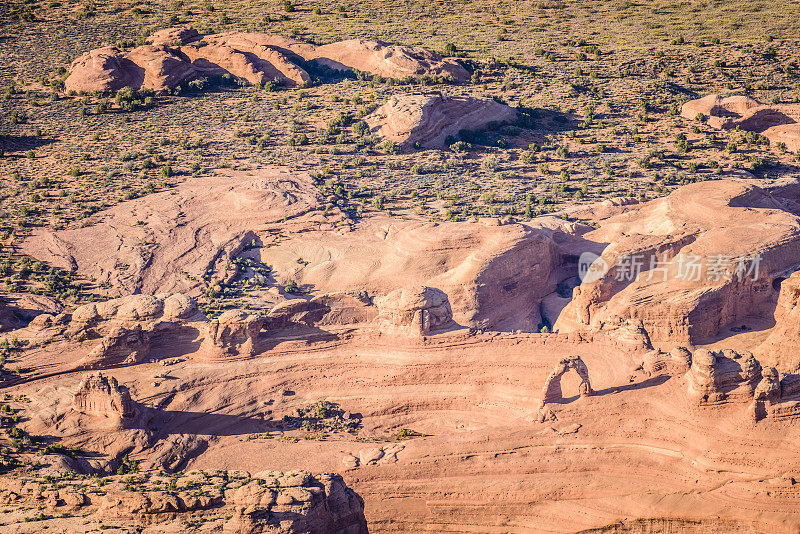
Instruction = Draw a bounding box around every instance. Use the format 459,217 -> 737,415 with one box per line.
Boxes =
366,93 -> 519,149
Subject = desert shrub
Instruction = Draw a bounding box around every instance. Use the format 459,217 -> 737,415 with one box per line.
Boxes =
284,279 -> 299,293
449,141 -> 471,153
381,140 -> 398,155
352,120 -> 368,136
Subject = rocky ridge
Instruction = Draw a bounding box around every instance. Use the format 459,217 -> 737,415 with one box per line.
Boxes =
65,26 -> 469,93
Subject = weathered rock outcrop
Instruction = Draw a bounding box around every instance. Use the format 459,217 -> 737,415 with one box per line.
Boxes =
555,180 -> 800,344
80,324 -> 151,369
20,294 -> 205,369
374,286 -> 453,336
686,349 -> 762,405
223,471 -> 368,534
681,94 -> 800,152
65,26 -> 466,93
757,270 -> 800,369
642,346 -> 692,376
65,45 -> 197,94
267,292 -> 377,329
308,39 -> 469,82
180,37 -> 311,87
74,373 -> 134,422
675,347 -> 800,421
198,310 -> 263,360
146,25 -> 202,46
0,469 -> 368,534
366,94 -> 519,149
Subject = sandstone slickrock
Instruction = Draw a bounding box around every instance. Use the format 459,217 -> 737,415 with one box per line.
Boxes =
374,286 -> 453,336
22,169 -> 328,297
65,26 -> 466,93
756,270 -> 800,368
198,309 -> 263,361
74,373 -> 134,421
21,170 -> 568,332
555,179 -> 800,344
686,349 -> 762,405
307,39 -> 469,82
681,94 -> 800,152
366,93 -> 520,149
0,469 -> 367,534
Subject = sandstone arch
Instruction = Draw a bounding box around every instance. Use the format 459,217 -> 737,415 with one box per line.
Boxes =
541,355 -> 594,403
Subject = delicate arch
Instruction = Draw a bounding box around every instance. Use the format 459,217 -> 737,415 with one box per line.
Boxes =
540,355 -> 594,403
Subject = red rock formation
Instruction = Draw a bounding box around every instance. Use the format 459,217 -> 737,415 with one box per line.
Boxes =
642,347 -> 692,376
198,310 -> 263,360
309,39 -> 469,81
757,270 -> 800,369
146,26 -> 202,46
686,349 -> 762,405
266,292 -> 376,328
366,93 -> 519,149
555,180 -> 800,344
0,469 -> 367,534
76,324 -> 150,370
65,46 -> 145,93
73,373 -> 134,420
682,94 -> 800,152
374,286 -> 453,336
65,27 -> 467,93
539,355 -> 594,403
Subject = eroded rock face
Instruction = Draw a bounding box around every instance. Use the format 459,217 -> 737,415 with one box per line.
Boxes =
757,270 -> 800,369
309,39 -> 469,82
80,324 -> 151,369
374,286 -> 453,336
25,294 -> 203,370
65,26 -> 466,93
198,310 -> 263,360
686,349 -> 762,405
555,180 -> 800,344
0,469 -> 367,534
74,373 -> 134,421
366,93 -> 519,149
267,292 -> 377,329
642,347 -> 692,377
681,94 -> 800,152
223,471 -> 368,534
